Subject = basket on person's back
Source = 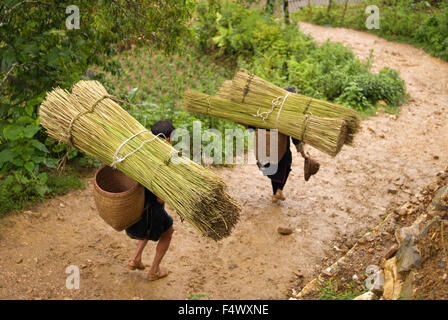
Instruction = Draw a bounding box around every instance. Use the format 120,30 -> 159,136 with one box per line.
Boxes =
93,166 -> 145,231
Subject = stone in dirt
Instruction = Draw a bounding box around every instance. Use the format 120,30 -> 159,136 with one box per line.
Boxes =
383,257 -> 402,300
395,235 -> 421,272
418,216 -> 441,238
370,270 -> 385,297
344,239 -> 356,249
432,185 -> 448,211
353,291 -> 377,300
396,204 -> 408,216
400,271 -> 415,300
293,270 -> 304,278
384,244 -> 399,259
322,267 -> 333,277
277,226 -> 293,235
427,210 -> 446,219
365,232 -> 376,242
395,214 -> 428,244
388,187 -> 398,195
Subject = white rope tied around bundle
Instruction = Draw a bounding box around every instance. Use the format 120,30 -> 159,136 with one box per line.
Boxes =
110,131 -> 167,168
252,92 -> 290,127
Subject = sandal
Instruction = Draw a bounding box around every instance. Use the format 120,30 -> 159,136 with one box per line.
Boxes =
127,261 -> 146,270
148,267 -> 169,281
275,189 -> 286,201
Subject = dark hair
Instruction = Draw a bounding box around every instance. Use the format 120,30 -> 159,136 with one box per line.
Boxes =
151,120 -> 175,139
283,86 -> 297,94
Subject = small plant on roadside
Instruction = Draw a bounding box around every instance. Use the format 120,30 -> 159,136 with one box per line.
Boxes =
188,293 -> 210,300
319,280 -> 367,300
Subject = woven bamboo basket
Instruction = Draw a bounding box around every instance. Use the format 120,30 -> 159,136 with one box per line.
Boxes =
93,166 -> 145,231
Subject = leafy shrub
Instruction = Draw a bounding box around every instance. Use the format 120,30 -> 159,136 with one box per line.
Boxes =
415,5 -> 448,60
0,0 -> 193,214
319,280 -> 367,300
195,1 -> 406,112
294,0 -> 448,61
336,82 -> 372,111
0,168 -> 85,217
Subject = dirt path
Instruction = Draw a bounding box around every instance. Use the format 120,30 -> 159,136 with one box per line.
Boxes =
1,23 -> 448,300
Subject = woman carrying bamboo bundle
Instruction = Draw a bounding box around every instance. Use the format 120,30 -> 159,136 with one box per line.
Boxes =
253,87 -> 320,203
125,120 -> 175,281
40,80 -> 240,241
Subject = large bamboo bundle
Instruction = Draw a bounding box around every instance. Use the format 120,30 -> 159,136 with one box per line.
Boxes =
216,80 -> 233,100
226,69 -> 360,144
183,90 -> 347,157
39,80 -> 240,241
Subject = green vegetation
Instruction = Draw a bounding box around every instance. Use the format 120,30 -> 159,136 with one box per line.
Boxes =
0,167 -> 85,217
319,280 -> 367,300
293,0 -> 448,61
196,0 -> 406,114
188,293 -> 211,300
0,1 -> 193,215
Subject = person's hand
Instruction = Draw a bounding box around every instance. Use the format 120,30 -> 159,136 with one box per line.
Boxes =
157,197 -> 164,204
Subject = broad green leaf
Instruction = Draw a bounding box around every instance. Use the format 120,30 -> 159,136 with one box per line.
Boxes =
43,158 -> 58,169
25,105 -> 34,116
3,125 -> 23,141
0,149 -> 15,164
35,184 -> 50,196
52,143 -> 66,153
67,149 -> 78,160
1,175 -> 14,187
37,172 -> 48,184
24,161 -> 35,173
31,140 -> 49,153
11,184 -> 23,193
23,125 -> 41,138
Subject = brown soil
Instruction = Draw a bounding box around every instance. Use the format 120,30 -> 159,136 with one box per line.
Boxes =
414,220 -> 448,299
296,168 -> 448,300
1,23 -> 448,299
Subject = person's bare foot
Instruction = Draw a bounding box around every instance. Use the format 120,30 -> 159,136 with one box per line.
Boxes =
127,260 -> 146,270
148,266 -> 169,281
275,189 -> 286,201
272,195 -> 279,203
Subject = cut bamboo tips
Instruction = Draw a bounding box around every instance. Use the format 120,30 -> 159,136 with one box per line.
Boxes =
228,69 -> 360,144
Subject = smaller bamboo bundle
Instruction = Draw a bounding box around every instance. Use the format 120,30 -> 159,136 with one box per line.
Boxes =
183,90 -> 347,157
227,69 -> 360,144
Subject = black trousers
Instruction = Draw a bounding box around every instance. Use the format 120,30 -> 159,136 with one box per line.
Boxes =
268,149 -> 292,195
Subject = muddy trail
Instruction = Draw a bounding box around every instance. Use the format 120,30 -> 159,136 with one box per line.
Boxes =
1,23 -> 448,299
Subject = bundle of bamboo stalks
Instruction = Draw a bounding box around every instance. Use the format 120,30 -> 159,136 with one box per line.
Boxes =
224,69 -> 360,144
39,80 -> 240,241
216,80 -> 233,100
183,90 -> 347,157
